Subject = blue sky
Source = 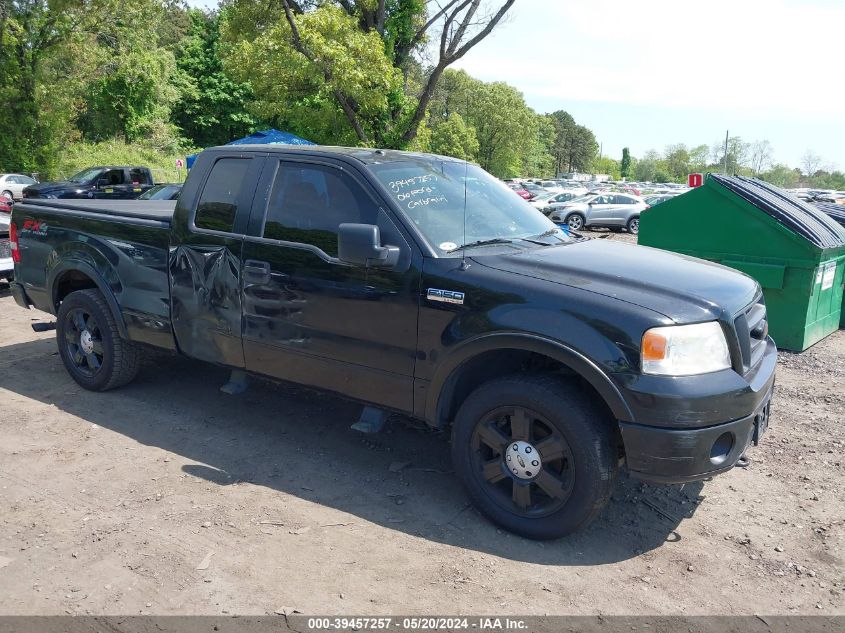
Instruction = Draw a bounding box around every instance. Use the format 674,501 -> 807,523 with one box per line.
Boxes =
188,0 -> 844,170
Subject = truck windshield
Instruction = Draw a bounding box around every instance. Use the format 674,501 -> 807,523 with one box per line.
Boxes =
69,168 -> 104,183
370,159 -> 569,254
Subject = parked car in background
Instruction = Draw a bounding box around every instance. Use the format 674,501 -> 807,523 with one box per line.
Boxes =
138,183 -> 183,201
0,197 -> 13,214
644,194 -> 677,208
532,190 -> 587,215
550,192 -> 648,233
508,183 -> 533,200
22,166 -> 154,200
0,174 -> 38,200
0,213 -> 13,283
520,182 -> 546,198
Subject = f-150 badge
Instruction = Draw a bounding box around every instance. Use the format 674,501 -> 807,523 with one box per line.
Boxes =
427,288 -> 465,305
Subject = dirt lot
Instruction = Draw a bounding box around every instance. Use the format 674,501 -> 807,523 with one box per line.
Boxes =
0,232 -> 843,616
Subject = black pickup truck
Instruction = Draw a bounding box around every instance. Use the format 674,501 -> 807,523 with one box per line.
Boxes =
8,146 -> 776,539
22,166 -> 155,200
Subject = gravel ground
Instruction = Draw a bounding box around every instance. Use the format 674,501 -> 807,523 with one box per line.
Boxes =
0,234 -> 842,616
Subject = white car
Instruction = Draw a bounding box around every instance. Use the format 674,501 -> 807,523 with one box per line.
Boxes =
0,214 -> 13,282
0,173 -> 38,200
550,192 -> 648,234
531,190 -> 588,215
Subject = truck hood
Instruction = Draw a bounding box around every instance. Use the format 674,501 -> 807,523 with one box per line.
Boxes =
474,239 -> 759,323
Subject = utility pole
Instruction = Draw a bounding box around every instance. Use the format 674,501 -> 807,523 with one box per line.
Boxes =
723,130 -> 729,175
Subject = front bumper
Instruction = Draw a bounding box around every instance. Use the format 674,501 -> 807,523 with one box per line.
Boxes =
617,337 -> 776,484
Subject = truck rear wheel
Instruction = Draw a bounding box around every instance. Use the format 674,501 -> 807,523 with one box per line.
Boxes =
451,375 -> 617,539
56,289 -> 141,391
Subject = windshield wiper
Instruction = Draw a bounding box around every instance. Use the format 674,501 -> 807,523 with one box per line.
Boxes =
520,227 -> 569,244
450,238 -> 515,251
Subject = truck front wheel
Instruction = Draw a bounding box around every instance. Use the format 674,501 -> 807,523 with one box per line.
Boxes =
56,289 -> 141,391
451,375 -> 617,539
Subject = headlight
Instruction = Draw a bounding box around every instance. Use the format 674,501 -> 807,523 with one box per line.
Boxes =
641,321 -> 731,376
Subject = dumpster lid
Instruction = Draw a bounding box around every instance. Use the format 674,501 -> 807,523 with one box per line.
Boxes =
814,202 -> 845,228
710,174 -> 845,249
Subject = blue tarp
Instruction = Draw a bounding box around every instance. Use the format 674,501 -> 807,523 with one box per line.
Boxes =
186,129 -> 315,168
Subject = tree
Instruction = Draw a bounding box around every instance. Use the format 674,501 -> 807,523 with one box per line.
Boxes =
759,164 -> 800,188
664,143 -> 690,181
620,147 -> 631,179
548,110 -> 576,174
591,156 -> 621,180
689,144 -> 709,173
221,0 -> 516,147
429,112 -> 478,160
634,149 -> 662,182
749,140 -> 773,176
711,136 -> 750,175
801,150 -> 824,177
0,0 -> 109,171
423,69 -> 544,177
171,10 -> 260,147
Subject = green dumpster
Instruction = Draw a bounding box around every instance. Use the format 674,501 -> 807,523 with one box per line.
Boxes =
639,174 -> 845,351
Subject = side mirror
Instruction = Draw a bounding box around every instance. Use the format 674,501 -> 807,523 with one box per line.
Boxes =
338,223 -> 400,268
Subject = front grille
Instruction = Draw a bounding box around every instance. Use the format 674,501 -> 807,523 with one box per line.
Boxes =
734,297 -> 768,373
0,237 -> 9,259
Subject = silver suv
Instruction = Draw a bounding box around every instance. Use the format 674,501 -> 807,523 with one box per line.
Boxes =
549,193 -> 648,234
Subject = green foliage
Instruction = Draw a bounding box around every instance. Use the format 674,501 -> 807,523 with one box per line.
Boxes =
664,143 -> 690,181
221,3 -> 404,146
620,147 -> 631,179
80,46 -> 179,143
429,113 -> 478,161
172,10 -> 260,147
759,164 -> 801,188
591,156 -> 621,180
548,110 -> 596,174
808,170 -> 845,190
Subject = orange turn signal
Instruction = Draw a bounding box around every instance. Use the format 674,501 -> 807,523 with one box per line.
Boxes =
642,331 -> 667,361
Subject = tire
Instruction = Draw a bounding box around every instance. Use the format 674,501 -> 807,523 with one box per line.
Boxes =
627,216 -> 640,234
451,375 -> 617,539
566,213 -> 585,232
56,289 -> 141,391
1,190 -> 12,200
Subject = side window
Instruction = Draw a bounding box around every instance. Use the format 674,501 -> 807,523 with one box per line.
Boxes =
20,176 -> 35,184
262,162 -> 378,257
102,169 -> 125,185
129,168 -> 149,184
195,158 -> 251,233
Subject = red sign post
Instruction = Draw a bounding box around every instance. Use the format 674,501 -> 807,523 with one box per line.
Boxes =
688,173 -> 704,188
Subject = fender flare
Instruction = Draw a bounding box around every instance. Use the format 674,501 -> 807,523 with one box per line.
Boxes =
425,332 -> 634,425
48,260 -> 129,340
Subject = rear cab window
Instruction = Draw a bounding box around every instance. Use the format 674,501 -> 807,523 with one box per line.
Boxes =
194,158 -> 252,233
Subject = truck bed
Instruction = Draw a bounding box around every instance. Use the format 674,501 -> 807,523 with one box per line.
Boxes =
19,199 -> 176,223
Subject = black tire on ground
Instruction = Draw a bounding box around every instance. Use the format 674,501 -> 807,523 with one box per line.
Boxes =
56,288 -> 141,391
627,216 -> 640,234
451,374 -> 618,539
566,213 -> 585,232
